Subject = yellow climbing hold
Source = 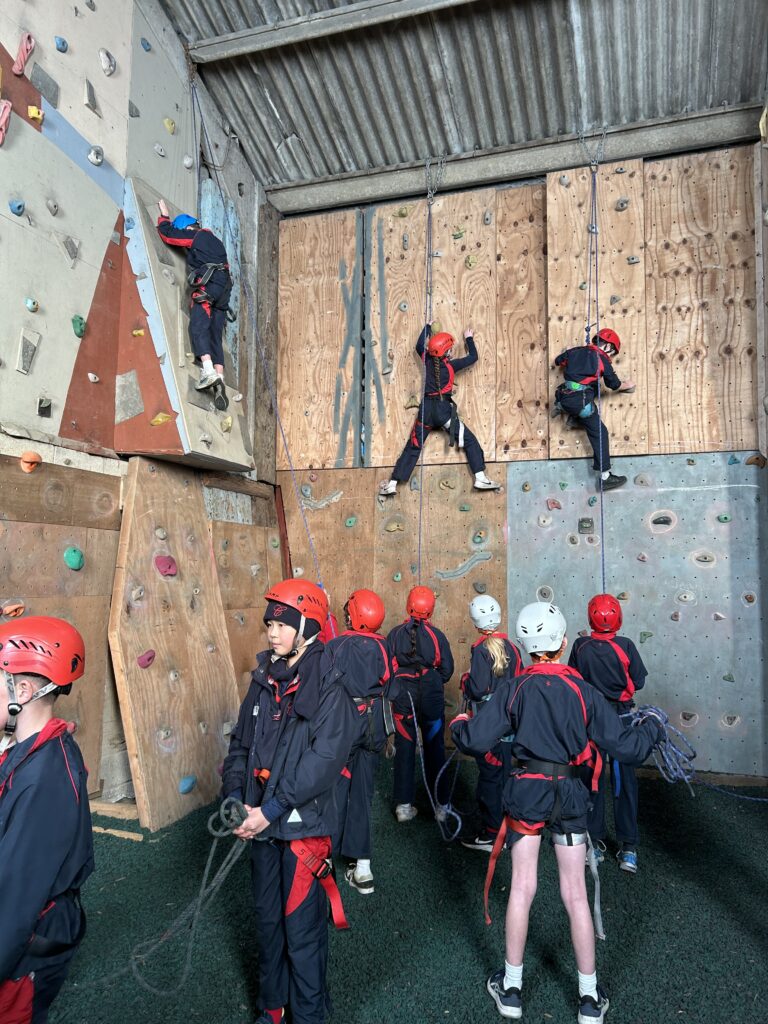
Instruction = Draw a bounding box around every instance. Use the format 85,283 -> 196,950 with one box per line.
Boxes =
132,328 -> 145,336
385,520 -> 404,533
220,415 -> 233,433
163,117 -> 176,134
27,105 -> 44,125
150,412 -> 172,426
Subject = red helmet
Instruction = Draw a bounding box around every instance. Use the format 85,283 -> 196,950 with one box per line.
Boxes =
0,616 -> 85,688
263,579 -> 329,628
588,594 -> 622,633
406,586 -> 435,620
596,327 -> 621,354
345,589 -> 385,632
426,332 -> 454,358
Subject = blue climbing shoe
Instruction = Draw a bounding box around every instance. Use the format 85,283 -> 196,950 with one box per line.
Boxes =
578,985 -> 610,1023
617,848 -> 638,873
486,969 -> 522,1019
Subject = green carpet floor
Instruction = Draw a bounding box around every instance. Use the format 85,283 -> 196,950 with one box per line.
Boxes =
51,761 -> 768,1024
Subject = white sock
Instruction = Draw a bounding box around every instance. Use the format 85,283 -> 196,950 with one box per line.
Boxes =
355,858 -> 371,875
504,961 -> 523,991
578,970 -> 598,1000
600,470 -> 610,481
201,357 -> 214,375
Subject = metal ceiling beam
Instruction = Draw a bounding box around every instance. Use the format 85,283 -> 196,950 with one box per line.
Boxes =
189,0 -> 482,63
264,105 -> 762,214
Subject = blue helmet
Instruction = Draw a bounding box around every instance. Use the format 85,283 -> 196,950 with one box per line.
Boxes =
171,213 -> 198,230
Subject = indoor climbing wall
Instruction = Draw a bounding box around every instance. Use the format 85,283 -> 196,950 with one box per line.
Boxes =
277,210 -> 363,470
547,159 -> 649,461
645,147 -> 758,453
0,453 -> 121,791
505,453 -> 767,775
108,457 -> 241,831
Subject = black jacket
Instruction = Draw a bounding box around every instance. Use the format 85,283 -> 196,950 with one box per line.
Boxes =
156,216 -> 231,306
462,633 -> 524,704
322,630 -> 391,754
569,633 -> 647,703
386,618 -> 454,699
555,344 -> 621,390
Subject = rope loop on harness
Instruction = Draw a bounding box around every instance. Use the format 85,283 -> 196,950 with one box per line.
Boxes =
207,796 -> 247,838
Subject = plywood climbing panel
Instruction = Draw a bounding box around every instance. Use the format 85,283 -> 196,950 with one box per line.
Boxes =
367,189 -> 497,472
645,147 -> 758,453
277,210 -> 363,471
547,160 -> 649,461
495,184 -> 548,461
108,458 -> 241,831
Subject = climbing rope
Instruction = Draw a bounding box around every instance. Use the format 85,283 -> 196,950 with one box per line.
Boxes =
408,692 -> 462,841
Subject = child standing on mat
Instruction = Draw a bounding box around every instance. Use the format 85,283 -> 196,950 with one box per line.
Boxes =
386,586 -> 454,822
0,617 -> 93,1024
553,328 -> 635,492
324,589 -> 390,895
379,324 -> 499,495
568,594 -> 647,874
460,595 -> 523,853
451,602 -> 662,1024
222,580 -> 358,1024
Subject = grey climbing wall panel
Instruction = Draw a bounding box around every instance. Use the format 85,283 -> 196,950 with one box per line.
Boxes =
506,452 -> 767,775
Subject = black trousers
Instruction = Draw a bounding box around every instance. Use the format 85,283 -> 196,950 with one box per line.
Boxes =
588,755 -> 640,847
392,398 -> 485,482
392,678 -> 447,806
556,385 -> 611,472
474,741 -> 513,834
334,745 -> 378,860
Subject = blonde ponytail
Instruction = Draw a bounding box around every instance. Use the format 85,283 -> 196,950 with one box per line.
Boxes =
484,634 -> 510,677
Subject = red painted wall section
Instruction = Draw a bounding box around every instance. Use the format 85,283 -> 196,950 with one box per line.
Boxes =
0,43 -> 43,133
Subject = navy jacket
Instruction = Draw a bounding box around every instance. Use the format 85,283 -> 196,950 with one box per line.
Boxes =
156,216 -> 231,304
462,634 -> 524,704
452,663 -> 660,825
416,326 -> 478,398
386,618 -> 454,698
555,344 -> 622,390
221,643 -> 359,841
0,721 -> 94,982
322,630 -> 391,753
569,633 -> 647,704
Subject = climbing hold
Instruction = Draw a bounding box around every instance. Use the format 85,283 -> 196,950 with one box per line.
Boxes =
293,566 -> 305,577
25,298 -> 39,313
392,572 -> 402,582
398,301 -> 408,312
537,585 -> 554,603
27,105 -> 44,125
746,454 -> 767,468
124,218 -> 135,231
616,592 -> 629,602
587,223 -> 598,235
566,533 -> 579,546
9,200 -> 25,217
634,474 -> 651,487
439,478 -> 456,490
199,433 -> 213,447
637,552 -> 648,562
183,154 -> 194,169
178,775 -> 197,795
54,36 -> 68,53
558,482 -> 568,491
87,145 -> 104,166
677,590 -> 696,604
464,254 -> 478,269
0,99 -> 12,149
153,143 -> 166,157
405,394 -> 420,409
395,206 -> 411,218
345,516 -> 357,528
270,537 -> 280,549
385,519 -> 404,533
63,546 -> 85,571
728,455 -> 740,465
578,281 -> 587,291
46,199 -> 59,217
639,631 -> 653,644
585,535 -> 600,546
131,328 -> 145,336
537,514 -> 552,528
686,458 -> 696,466
87,372 -> 99,383
137,650 -> 155,669
140,37 -> 152,51
522,482 -> 531,493
154,555 -> 178,578
1,601 -> 25,618
483,209 -> 493,225
206,642 -> 216,654
131,586 -> 145,601
150,412 -> 172,426
129,101 -> 140,118
163,117 -> 176,135
679,711 -> 698,728
300,484 -> 312,497
615,197 -> 630,212
155,527 -> 168,541
721,714 -> 740,728
651,513 -> 673,527
472,530 -> 487,545
670,610 -> 681,621
742,592 -> 756,605
559,174 -> 570,187
220,416 -> 233,433
717,513 -> 732,524
308,472 -> 317,482
722,673 -> 735,683
694,551 -> 716,565
85,0 -> 96,8
98,48 -> 116,76
626,255 -> 640,265
452,227 -> 465,239
459,503 -> 471,512
609,294 -> 621,305
37,397 -> 52,418
713,612 -> 726,621
546,498 -> 562,511
19,451 -> 42,473
578,518 -> 594,534
587,495 -> 597,507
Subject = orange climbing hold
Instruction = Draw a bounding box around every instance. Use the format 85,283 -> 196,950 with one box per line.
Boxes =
19,450 -> 42,473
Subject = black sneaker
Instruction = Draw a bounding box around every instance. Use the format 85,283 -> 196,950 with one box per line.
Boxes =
461,832 -> 495,853
486,969 -> 522,1019
600,473 -> 626,491
578,985 -> 610,1023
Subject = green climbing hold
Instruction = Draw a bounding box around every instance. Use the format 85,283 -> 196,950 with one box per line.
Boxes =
722,673 -> 735,683
587,495 -> 597,507
345,516 -> 357,528
270,537 -> 280,549
473,582 -> 487,594
392,572 -> 402,582
459,504 -> 471,512
639,631 -> 653,644
63,546 -> 84,571
71,315 -> 86,339
559,482 -> 568,491
472,530 -> 487,545
717,513 -> 732,523
728,455 -> 740,465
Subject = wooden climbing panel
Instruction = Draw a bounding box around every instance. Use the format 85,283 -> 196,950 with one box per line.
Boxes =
495,184 -> 548,461
756,140 -> 768,459
547,160 -> 649,460
108,458 -> 241,831
277,210 -> 363,471
645,146 -> 758,453
367,189 -> 497,471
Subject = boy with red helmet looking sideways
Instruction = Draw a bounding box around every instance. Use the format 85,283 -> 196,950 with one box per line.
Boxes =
568,594 -> 648,874
222,580 -> 359,1024
0,616 -> 93,1024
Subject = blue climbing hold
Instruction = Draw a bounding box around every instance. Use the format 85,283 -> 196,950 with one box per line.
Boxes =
300,484 -> 312,498
178,775 -> 197,795
587,495 -> 598,507
124,217 -> 135,231
54,36 -> 68,53
9,200 -> 25,217
728,455 -> 740,465
140,37 -> 152,51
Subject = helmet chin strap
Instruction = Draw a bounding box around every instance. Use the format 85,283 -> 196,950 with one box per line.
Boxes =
1,671 -> 59,752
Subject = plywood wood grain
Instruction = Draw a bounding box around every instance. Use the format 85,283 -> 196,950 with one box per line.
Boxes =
0,456 -> 121,530
547,160 -> 649,461
756,141 -> 768,458
277,211 -> 362,470
496,185 -> 548,461
645,147 -> 758,452
108,458 -> 241,832
367,190 -> 498,470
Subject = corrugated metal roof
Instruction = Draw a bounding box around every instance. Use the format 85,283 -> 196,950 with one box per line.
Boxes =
158,0 -> 768,190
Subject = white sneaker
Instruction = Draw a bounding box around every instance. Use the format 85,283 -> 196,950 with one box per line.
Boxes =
474,474 -> 501,491
379,479 -> 397,496
395,803 -> 417,823
195,369 -> 219,391
345,863 -> 374,895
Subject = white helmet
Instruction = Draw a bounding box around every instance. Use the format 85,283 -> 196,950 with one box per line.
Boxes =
469,595 -> 502,631
515,602 -> 567,655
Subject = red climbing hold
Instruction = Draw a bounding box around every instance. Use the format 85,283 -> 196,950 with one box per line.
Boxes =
65,721 -> 78,734
137,649 -> 156,669
154,555 -> 178,577
12,32 -> 35,76
0,100 -> 12,148
546,498 -> 562,511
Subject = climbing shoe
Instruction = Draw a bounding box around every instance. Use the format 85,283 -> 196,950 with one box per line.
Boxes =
395,803 -> 417,823
599,473 -> 626,491
345,862 -> 375,895
486,969 -> 523,1019
578,985 -> 610,1023
195,369 -> 219,391
461,832 -> 495,853
617,848 -> 638,874
474,475 -> 501,491
212,379 -> 229,411
379,479 -> 398,496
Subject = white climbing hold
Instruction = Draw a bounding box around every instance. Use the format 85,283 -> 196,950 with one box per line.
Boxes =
233,393 -> 243,403
153,142 -> 166,157
87,372 -> 99,383
46,199 -> 59,216
84,79 -> 101,116
99,48 -> 116,76
87,144 -> 104,165
199,433 -> 213,447
183,154 -> 194,169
